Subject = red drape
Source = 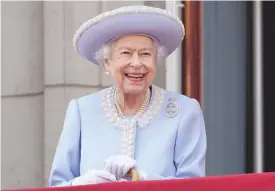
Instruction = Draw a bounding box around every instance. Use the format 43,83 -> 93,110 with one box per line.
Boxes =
3,173 -> 275,191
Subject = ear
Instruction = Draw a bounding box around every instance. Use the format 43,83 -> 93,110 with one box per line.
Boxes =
104,59 -> 110,71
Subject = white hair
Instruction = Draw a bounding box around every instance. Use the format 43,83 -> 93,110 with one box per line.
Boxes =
94,40 -> 168,66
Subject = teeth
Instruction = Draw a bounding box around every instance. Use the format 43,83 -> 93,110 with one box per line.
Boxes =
127,74 -> 144,78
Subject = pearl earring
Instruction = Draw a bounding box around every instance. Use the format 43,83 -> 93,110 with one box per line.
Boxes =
105,71 -> 110,75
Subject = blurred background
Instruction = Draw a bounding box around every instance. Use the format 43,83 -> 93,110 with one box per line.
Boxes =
1,1 -> 275,190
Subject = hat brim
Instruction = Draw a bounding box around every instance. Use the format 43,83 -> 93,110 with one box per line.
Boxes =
74,12 -> 184,65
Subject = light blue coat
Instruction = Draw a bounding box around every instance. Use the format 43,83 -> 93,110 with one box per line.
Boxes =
49,85 -> 207,186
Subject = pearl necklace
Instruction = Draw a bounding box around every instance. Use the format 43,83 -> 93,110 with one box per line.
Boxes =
113,87 -> 151,118
112,87 -> 151,158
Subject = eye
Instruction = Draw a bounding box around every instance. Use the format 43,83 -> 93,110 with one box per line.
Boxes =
141,52 -> 151,56
121,51 -> 130,55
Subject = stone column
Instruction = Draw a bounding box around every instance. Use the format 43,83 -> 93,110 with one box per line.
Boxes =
1,1 -> 44,189
43,1 -> 101,186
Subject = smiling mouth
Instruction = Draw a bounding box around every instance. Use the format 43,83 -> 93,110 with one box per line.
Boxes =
125,73 -> 146,82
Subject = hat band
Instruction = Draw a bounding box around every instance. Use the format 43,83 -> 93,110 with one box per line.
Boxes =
105,33 -> 160,46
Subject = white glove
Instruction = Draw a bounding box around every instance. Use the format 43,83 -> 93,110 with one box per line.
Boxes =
104,155 -> 136,180
72,170 -> 117,185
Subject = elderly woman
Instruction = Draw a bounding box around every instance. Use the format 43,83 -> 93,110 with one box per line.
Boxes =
49,5 -> 207,186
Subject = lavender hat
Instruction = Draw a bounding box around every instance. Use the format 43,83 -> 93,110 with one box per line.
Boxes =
73,5 -> 185,65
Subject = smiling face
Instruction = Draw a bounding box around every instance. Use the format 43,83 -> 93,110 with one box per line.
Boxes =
105,35 -> 157,94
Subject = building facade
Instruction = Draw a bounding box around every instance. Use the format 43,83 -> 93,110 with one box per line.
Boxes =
2,1 -> 275,190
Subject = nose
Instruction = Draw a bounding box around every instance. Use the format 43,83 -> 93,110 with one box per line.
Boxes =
130,53 -> 142,68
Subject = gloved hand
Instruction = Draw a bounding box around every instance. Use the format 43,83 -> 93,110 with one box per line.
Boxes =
71,170 -> 117,185
104,155 -> 136,180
